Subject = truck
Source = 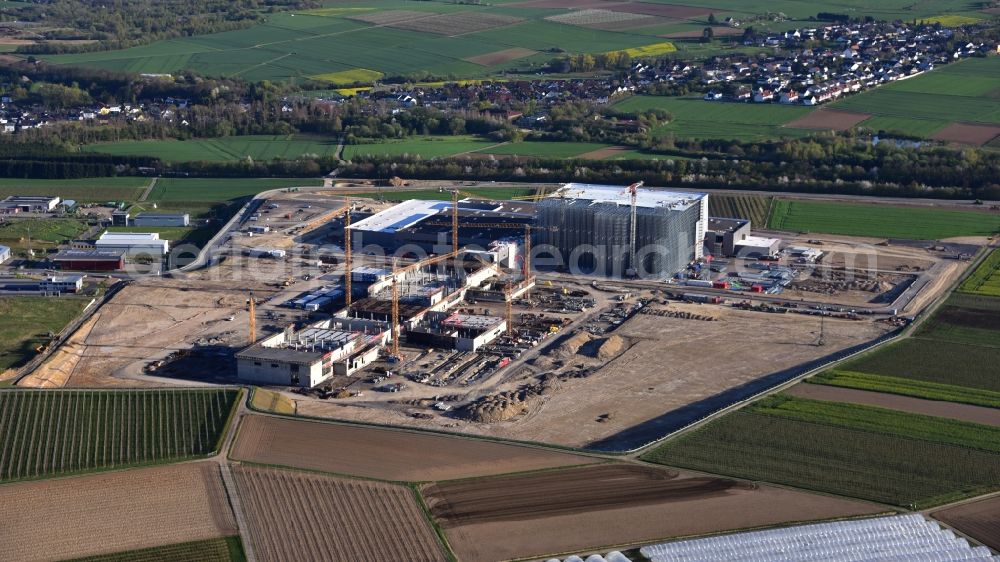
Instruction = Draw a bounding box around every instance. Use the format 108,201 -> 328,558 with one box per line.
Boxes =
685,279 -> 714,288
712,281 -> 731,290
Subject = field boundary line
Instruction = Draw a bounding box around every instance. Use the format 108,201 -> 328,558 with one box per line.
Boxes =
218,463 -> 259,562
138,177 -> 158,202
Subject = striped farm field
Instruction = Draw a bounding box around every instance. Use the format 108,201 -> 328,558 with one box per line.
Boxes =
343,135 -> 495,159
68,537 -> 245,562
708,194 -> 771,227
959,249 -> 1000,297
477,140 -> 613,158
0,389 -> 239,482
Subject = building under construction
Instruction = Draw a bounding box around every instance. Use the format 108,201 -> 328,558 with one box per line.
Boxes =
536,183 -> 708,278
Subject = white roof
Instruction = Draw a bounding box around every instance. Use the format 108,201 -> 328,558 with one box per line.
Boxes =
551,183 -> 706,211
99,232 -> 162,241
735,235 -> 780,247
349,199 -> 451,233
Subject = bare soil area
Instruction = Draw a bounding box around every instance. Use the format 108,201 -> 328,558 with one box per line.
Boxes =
663,26 -> 743,38
607,2 -> 712,18
0,462 -> 236,561
20,277 -> 274,388
786,109 -> 872,131
424,463 -> 883,562
787,384 -> 1000,427
487,306 -> 889,447
231,464 -> 445,562
580,145 -> 630,159
933,495 -> 1000,550
388,12 -> 525,36
930,122 -> 1000,146
465,47 -> 538,66
508,0 -> 628,9
230,414 -> 598,481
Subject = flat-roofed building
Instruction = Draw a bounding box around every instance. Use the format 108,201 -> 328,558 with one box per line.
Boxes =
0,195 -> 60,214
95,232 -> 169,257
133,213 -> 190,227
734,235 -> 781,258
50,249 -> 125,271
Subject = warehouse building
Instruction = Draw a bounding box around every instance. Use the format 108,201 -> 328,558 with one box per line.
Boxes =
111,209 -> 130,226
0,274 -> 83,294
95,232 -> 169,257
705,217 -> 751,257
50,249 -> 125,271
133,213 -> 190,227
0,244 -> 10,264
734,235 -> 781,258
0,195 -> 61,214
236,318 -> 389,387
536,183 -> 708,278
348,198 -> 533,254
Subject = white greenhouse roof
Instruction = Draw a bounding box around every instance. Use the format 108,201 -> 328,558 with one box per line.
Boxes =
639,514 -> 997,562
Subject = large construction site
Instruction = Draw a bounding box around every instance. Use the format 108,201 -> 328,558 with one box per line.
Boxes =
17,181 -> 977,450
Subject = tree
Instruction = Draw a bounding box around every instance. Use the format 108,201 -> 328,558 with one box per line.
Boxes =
701,27 -> 715,42
708,13 -> 717,24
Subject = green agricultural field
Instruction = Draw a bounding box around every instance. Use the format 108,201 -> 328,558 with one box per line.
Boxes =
846,339 -> 1000,392
614,96 -> 814,141
68,537 -> 246,562
834,57 -> 1000,128
809,370 -> 1000,409
146,178 -> 322,204
0,297 -> 90,372
0,389 -> 239,482
342,136 -> 495,159
0,177 -> 149,203
87,135 -> 342,163
959,249 -> 1000,297
0,218 -> 91,253
643,396 -> 1000,508
708,194 -> 771,227
767,199 -> 1000,239
477,141 -> 611,159
42,9 -> 655,82
856,116 -> 949,138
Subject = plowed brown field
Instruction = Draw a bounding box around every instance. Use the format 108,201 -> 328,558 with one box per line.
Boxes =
786,109 -> 872,131
466,48 -> 538,66
423,464 -> 884,562
0,462 -> 236,561
231,414 -> 598,481
930,122 -> 1000,146
231,465 -> 446,562
934,495 -> 1000,550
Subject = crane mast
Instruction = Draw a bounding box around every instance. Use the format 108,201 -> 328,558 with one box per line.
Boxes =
626,181 -> 643,277
344,197 -> 352,308
390,257 -> 400,359
247,290 -> 256,345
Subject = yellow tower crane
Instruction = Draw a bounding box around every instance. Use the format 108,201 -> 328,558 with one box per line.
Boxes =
247,290 -> 256,345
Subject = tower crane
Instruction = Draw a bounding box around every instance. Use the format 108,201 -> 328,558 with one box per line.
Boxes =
343,197 -> 352,308
623,181 -> 644,277
390,257 -> 401,360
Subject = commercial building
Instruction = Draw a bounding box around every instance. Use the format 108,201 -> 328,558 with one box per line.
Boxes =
133,213 -> 190,227
734,235 -> 781,258
0,244 -> 10,264
348,198 -> 533,254
705,217 -> 751,257
236,318 -> 389,387
536,183 -> 708,278
408,311 -> 506,351
95,232 -> 169,257
0,274 -> 83,294
0,195 -> 60,214
50,249 -> 125,271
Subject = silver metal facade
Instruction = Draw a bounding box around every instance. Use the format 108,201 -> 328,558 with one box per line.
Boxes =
536,198 -> 703,278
